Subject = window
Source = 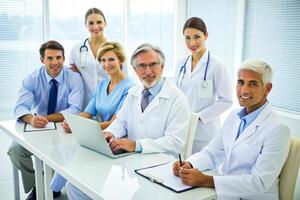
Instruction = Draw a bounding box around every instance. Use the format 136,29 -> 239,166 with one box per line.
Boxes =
0,0 -> 43,117
0,0 -> 178,117
48,0 -> 126,61
188,0 -> 238,76
243,0 -> 300,114
127,0 -> 175,76
49,0 -> 176,76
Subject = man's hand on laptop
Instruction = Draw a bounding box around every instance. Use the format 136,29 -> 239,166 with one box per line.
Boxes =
109,138 -> 136,153
103,132 -> 115,143
61,120 -> 72,133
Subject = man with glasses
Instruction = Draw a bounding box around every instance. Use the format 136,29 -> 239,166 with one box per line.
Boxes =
104,43 -> 190,155
65,43 -> 190,200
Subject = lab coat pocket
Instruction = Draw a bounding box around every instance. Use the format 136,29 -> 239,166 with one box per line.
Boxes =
197,79 -> 213,99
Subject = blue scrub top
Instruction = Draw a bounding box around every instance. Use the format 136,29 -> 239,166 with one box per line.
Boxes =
84,77 -> 135,121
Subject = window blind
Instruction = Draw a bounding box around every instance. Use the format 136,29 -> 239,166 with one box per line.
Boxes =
0,0 -> 43,116
243,0 -> 300,114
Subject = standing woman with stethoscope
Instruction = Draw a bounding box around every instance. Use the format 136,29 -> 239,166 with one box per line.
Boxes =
175,17 -> 233,153
69,8 -> 108,108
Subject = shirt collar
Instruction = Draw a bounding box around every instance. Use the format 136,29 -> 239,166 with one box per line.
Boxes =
44,66 -> 64,84
146,77 -> 165,97
237,101 -> 269,125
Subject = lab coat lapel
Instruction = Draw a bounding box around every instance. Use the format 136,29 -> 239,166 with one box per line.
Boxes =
130,84 -> 144,114
143,79 -> 171,114
225,115 -> 241,160
143,96 -> 160,113
190,50 -> 209,78
234,104 -> 272,147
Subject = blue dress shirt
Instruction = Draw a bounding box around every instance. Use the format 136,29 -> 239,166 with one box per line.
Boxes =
147,77 -> 165,104
84,77 -> 135,121
236,101 -> 269,139
14,66 -> 84,119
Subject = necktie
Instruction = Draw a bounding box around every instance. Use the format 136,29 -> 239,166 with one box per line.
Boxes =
47,79 -> 58,114
141,89 -> 151,112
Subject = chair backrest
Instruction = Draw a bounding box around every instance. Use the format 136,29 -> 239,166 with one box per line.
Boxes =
184,112 -> 198,159
279,137 -> 300,200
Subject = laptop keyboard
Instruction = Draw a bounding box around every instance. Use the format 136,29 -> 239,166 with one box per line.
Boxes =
114,149 -> 126,155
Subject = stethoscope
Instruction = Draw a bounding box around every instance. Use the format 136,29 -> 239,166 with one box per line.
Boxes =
176,51 -> 210,88
79,38 -> 89,68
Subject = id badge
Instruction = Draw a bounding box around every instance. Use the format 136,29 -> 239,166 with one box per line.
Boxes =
198,80 -> 213,98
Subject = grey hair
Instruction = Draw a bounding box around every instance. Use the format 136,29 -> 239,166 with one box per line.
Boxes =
238,59 -> 273,85
130,43 -> 165,67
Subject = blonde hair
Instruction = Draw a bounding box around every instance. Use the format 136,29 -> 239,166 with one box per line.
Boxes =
97,42 -> 126,64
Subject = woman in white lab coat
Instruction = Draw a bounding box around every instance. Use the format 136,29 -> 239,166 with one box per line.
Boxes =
175,17 -> 233,153
69,8 -> 108,108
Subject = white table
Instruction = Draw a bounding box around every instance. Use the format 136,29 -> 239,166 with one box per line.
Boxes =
0,120 -> 216,200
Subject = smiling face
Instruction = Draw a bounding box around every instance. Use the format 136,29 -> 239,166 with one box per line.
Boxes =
134,50 -> 163,88
236,70 -> 272,114
183,28 -> 207,55
86,13 -> 106,38
100,50 -> 122,76
41,49 -> 64,78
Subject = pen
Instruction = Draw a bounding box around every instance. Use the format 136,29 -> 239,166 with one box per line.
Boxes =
178,153 -> 183,167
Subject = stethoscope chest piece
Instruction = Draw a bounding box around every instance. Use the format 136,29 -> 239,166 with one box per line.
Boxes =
201,80 -> 208,88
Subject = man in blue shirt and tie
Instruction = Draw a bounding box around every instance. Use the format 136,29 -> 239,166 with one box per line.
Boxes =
7,40 -> 84,200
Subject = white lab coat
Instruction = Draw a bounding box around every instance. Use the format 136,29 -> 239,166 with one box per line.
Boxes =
69,41 -> 108,108
105,79 -> 190,156
174,50 -> 233,153
187,104 -> 291,200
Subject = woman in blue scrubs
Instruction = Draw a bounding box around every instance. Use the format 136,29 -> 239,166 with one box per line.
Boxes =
63,41 -> 134,131
51,42 -> 135,193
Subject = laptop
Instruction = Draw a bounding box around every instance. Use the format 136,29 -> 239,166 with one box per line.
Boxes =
63,113 -> 134,159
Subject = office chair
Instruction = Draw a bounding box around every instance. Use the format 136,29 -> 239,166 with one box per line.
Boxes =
184,112 -> 198,159
279,137 -> 300,200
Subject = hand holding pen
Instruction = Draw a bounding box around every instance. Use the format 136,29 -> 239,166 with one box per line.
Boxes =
172,154 -> 193,177
30,113 -> 48,128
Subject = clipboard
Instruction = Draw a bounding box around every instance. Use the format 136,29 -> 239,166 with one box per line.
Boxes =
24,122 -> 57,132
135,162 -> 195,193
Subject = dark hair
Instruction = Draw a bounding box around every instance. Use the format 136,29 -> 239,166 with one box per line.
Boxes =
85,8 -> 106,24
183,17 -> 207,34
39,40 -> 64,58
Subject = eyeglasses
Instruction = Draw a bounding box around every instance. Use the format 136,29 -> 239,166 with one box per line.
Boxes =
136,62 -> 160,70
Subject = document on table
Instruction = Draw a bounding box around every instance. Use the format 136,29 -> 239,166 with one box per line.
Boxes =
135,162 -> 194,193
24,122 -> 57,132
